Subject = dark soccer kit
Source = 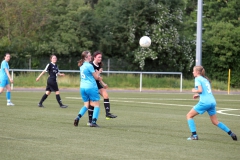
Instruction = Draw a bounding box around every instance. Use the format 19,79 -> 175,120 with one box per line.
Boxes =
44,63 -> 60,92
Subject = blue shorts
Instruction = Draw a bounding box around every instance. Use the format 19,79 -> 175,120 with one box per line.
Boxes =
193,102 -> 217,116
80,88 -> 100,102
0,79 -> 9,87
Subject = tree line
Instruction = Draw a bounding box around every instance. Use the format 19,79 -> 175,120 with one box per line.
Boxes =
0,0 -> 239,87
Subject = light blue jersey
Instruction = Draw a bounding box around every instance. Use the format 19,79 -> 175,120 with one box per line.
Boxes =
80,62 -> 97,89
0,60 -> 9,80
195,76 -> 216,104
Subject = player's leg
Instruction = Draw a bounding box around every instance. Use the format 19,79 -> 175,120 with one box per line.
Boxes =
99,88 -> 117,119
208,106 -> 237,141
74,88 -> 89,127
5,83 -> 14,106
38,90 -> 51,107
87,103 -> 94,125
55,90 -> 68,108
186,108 -> 199,140
89,88 -> 100,127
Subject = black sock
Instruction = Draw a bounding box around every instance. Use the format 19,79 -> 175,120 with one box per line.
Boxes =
228,131 -> 232,135
104,99 -> 110,114
88,105 -> 94,122
39,94 -> 48,104
56,94 -> 63,106
192,132 -> 197,136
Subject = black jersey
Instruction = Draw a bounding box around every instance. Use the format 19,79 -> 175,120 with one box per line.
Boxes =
44,63 -> 59,81
90,61 -> 103,89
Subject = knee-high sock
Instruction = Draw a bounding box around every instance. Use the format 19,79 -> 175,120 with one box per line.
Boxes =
217,122 -> 230,133
188,119 -> 197,134
56,94 -> 63,106
39,94 -> 48,104
77,106 -> 88,119
92,107 -> 100,123
6,91 -> 11,102
104,99 -> 110,114
88,105 -> 94,122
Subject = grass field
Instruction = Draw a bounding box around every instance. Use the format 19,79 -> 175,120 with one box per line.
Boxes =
0,90 -> 239,160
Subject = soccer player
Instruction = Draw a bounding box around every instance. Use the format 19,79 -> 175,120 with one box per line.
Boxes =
186,65 -> 237,141
0,53 -> 14,106
87,51 -> 117,125
74,51 -> 102,127
36,55 -> 68,108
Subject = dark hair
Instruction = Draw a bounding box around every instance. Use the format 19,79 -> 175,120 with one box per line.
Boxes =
92,51 -> 104,68
194,65 -> 211,83
3,53 -> 10,60
78,51 -> 90,67
50,54 -> 56,61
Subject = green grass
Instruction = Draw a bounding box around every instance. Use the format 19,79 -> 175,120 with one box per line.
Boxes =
0,90 -> 239,160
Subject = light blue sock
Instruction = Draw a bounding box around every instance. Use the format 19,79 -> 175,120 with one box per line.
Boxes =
217,122 -> 230,133
6,92 -> 11,102
188,119 -> 196,133
93,107 -> 100,120
77,106 -> 88,119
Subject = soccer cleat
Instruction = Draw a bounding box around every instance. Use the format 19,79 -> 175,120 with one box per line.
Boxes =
7,102 -> 15,106
90,123 -> 99,127
231,133 -> 237,141
106,113 -> 117,119
38,103 -> 44,107
187,135 -> 198,140
74,118 -> 79,127
60,104 -> 68,108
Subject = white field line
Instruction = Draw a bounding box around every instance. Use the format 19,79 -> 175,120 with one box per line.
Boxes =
66,97 -> 240,117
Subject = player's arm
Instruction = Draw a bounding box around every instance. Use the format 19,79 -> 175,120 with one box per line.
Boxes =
192,85 -> 202,99
57,72 -> 65,76
92,70 -> 102,81
100,80 -> 108,89
36,71 -> 46,81
5,68 -> 13,83
192,85 -> 202,93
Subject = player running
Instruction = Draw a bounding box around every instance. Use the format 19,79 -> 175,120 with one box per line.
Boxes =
186,65 -> 237,141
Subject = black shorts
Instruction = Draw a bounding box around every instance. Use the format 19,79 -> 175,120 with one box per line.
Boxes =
96,81 -> 103,89
46,79 -> 59,92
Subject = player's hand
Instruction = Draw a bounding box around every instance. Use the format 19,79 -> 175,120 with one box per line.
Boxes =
10,79 -> 14,83
193,94 -> 199,99
99,68 -> 103,73
59,73 -> 65,76
191,88 -> 196,92
103,84 -> 108,89
36,77 -> 40,82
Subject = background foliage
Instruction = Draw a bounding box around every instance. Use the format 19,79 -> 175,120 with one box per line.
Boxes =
0,0 -> 239,87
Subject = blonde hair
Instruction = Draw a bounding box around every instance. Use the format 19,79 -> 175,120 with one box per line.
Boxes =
78,51 -> 90,67
194,65 -> 211,83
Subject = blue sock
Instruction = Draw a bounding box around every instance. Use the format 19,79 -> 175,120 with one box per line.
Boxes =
6,92 -> 11,102
93,107 -> 100,120
217,122 -> 230,133
188,119 -> 197,135
77,106 -> 88,119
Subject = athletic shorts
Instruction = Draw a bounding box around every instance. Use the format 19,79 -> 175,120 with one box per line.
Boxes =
193,101 -> 217,116
96,81 -> 103,89
0,79 -> 9,87
80,87 -> 100,102
46,79 -> 59,92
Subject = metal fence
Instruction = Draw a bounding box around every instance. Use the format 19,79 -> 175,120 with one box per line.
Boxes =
10,69 -> 183,92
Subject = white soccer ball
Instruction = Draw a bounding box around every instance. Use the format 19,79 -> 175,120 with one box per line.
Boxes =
139,36 -> 151,48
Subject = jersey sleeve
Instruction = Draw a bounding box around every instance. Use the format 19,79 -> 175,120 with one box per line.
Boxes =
1,61 -> 8,69
195,77 -> 201,88
43,63 -> 50,72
